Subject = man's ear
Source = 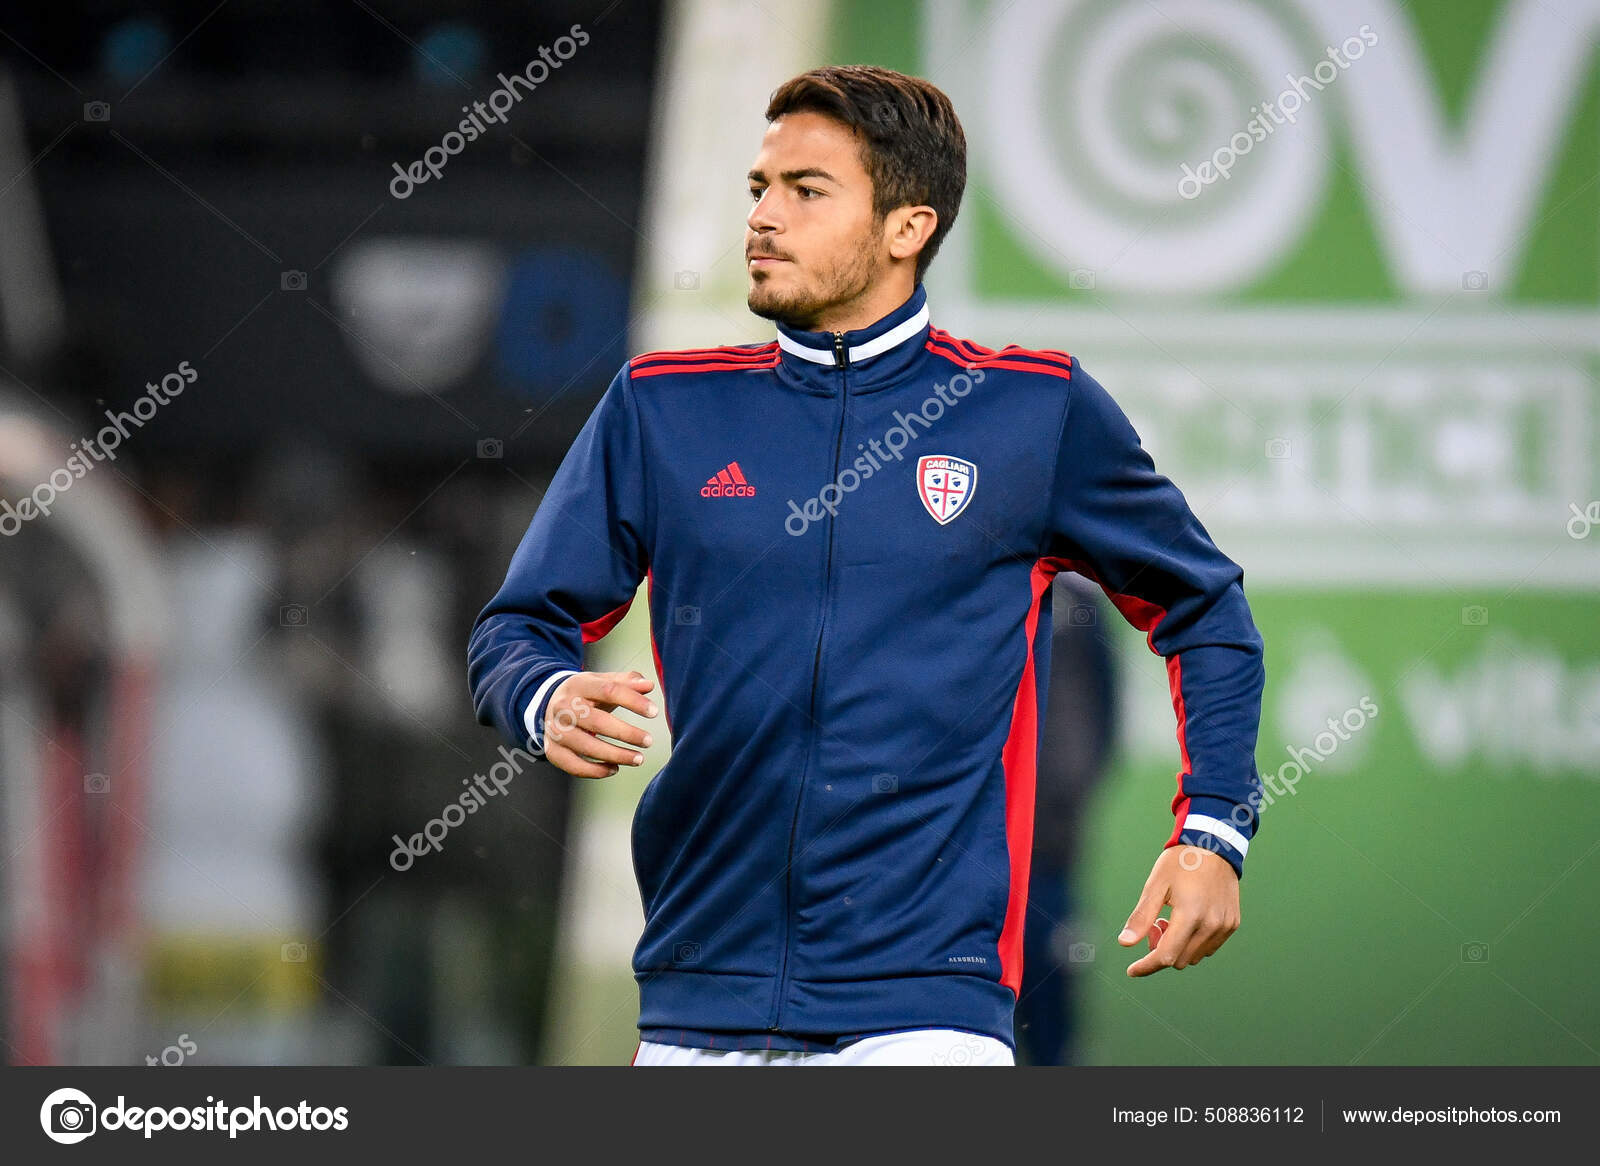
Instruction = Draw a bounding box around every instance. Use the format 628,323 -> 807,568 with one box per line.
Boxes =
886,205 -> 938,264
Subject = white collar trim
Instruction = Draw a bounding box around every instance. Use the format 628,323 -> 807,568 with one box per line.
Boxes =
777,303 -> 931,366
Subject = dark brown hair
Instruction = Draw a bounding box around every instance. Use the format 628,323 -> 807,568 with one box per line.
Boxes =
765,65 -> 967,283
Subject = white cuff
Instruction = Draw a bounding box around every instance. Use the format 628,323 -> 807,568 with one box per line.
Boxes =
1181,813 -> 1250,856
523,670 -> 579,752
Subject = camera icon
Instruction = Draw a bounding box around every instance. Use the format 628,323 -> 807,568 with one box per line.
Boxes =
871,100 -> 900,127
1067,603 -> 1096,626
1461,270 -> 1489,291
871,773 -> 898,794
477,437 -> 504,459
84,772 -> 111,795
280,270 -> 308,292
279,603 -> 308,628
1461,605 -> 1488,626
1068,942 -> 1096,963
1068,268 -> 1096,290
674,605 -> 700,625
673,940 -> 701,964
83,101 -> 111,123
1461,941 -> 1490,964
46,1093 -> 97,1143
673,270 -> 700,291
281,941 -> 307,963
1265,437 -> 1292,459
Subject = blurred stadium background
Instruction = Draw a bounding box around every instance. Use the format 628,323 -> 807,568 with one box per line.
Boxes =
1,0 -> 1596,1066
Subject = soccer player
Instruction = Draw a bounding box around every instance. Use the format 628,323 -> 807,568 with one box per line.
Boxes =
469,65 -> 1266,1067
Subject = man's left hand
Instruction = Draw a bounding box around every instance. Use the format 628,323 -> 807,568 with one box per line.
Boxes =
1116,846 -> 1240,977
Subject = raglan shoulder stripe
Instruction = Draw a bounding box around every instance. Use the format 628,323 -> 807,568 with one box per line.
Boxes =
628,341 -> 781,379
629,342 -> 779,366
926,328 -> 1073,380
931,328 -> 1074,367
929,329 -> 995,360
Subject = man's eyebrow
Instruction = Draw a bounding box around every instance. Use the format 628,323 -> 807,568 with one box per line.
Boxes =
746,167 -> 840,184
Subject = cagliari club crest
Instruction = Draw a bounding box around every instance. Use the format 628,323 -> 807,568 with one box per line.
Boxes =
917,454 -> 977,525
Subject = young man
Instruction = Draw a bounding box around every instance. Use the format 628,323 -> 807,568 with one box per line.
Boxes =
469,65 -> 1266,1067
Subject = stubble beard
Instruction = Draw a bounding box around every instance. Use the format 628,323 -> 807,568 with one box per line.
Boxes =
747,235 -> 880,331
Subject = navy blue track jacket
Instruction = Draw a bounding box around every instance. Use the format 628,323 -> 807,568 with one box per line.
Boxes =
468,283 -> 1266,1051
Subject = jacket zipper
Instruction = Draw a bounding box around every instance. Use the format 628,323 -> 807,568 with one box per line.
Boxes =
770,330 -> 849,1029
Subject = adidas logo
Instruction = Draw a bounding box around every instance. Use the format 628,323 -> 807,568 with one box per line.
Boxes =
701,461 -> 756,497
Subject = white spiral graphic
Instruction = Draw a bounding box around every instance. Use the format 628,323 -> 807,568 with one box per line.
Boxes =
983,0 -> 1330,292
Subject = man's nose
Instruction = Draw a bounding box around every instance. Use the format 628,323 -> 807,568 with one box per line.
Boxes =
747,190 -> 780,233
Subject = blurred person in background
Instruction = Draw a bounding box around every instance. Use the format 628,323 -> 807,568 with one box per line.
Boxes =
248,444 -> 578,1065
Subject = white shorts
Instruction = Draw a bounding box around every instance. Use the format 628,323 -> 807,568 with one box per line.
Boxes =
631,1028 -> 1013,1066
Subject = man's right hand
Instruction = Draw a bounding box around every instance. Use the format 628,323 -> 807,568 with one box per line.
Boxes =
542,670 -> 659,778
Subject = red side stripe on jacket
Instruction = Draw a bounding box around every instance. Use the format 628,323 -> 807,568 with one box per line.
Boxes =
646,569 -> 673,735
996,557 -> 1060,995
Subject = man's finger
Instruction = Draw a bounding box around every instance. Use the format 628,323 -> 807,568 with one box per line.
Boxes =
1118,880 -> 1168,947
1127,910 -> 1200,977
1146,916 -> 1169,952
545,724 -> 647,768
576,707 -> 654,750
544,742 -> 619,780
1176,912 -> 1238,968
570,671 -> 658,719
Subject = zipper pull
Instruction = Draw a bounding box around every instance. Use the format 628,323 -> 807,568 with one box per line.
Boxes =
832,331 -> 847,369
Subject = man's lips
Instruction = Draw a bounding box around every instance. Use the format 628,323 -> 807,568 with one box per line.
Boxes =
747,254 -> 790,265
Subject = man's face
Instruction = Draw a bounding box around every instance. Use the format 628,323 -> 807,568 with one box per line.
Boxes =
745,112 -> 884,329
